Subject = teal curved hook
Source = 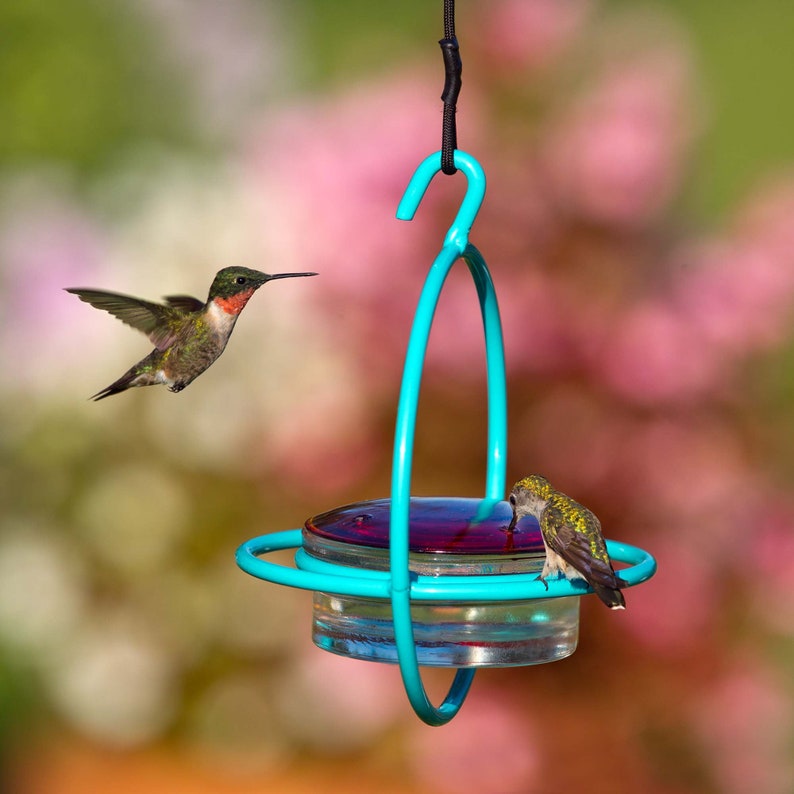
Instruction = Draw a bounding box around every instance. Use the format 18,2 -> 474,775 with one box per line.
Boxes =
396,150 -> 486,253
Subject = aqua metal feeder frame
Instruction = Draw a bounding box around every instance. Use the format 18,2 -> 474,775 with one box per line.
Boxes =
236,150 -> 657,726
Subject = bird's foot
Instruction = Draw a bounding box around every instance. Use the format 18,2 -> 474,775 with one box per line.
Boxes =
535,573 -> 549,591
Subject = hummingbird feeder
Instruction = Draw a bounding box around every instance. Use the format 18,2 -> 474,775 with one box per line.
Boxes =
236,4 -> 656,727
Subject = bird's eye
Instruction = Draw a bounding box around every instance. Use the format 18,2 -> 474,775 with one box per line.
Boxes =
236,276 -> 247,285
508,494 -> 516,506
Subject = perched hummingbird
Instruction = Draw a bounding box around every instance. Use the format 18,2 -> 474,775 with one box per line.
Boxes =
66,266 -> 317,400
507,474 -> 626,609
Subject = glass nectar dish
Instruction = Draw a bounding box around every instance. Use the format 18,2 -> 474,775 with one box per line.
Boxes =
302,496 -> 581,667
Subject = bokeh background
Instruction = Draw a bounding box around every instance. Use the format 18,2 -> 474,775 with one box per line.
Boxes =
3,1 -> 794,792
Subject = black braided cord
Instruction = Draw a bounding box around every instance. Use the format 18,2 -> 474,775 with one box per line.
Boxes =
439,0 -> 461,175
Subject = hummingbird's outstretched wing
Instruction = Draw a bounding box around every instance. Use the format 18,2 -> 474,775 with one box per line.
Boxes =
65,288 -> 182,350
164,295 -> 204,312
541,504 -> 623,590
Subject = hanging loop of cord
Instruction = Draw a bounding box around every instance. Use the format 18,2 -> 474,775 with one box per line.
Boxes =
439,0 -> 461,175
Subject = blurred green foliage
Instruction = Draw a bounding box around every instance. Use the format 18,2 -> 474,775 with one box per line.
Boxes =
296,0 -> 436,85
5,0 -> 794,221
620,0 -> 794,220
0,0 -> 191,175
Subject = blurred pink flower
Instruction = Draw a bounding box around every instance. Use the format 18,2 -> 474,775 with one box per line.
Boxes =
474,0 -> 593,74
620,418 -> 754,529
673,239 -> 794,355
754,499 -> 794,579
593,302 -> 723,405
541,49 -> 696,228
408,686 -> 540,794
244,75 -> 484,380
589,177 -> 794,406
748,499 -> 794,633
0,192 -> 108,389
735,173 -> 794,263
673,175 -> 794,362
694,661 -> 794,794
620,537 -> 718,655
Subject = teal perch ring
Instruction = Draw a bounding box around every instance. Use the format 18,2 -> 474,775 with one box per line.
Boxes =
236,151 -> 657,726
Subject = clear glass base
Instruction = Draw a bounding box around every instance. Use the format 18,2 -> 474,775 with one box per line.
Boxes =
312,592 -> 580,668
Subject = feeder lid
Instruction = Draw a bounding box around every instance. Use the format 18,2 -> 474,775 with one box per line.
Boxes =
305,496 -> 544,555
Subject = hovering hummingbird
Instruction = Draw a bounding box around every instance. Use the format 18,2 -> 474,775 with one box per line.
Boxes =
507,474 -> 626,609
66,266 -> 317,400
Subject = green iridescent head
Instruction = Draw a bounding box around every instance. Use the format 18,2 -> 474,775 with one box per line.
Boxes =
514,475 -> 553,500
208,266 -> 317,299
507,474 -> 554,528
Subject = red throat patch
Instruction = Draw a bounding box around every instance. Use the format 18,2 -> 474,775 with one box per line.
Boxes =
214,288 -> 255,315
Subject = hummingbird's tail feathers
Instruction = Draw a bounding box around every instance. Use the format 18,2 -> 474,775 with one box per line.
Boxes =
591,582 -> 626,610
585,564 -> 627,609
90,368 -> 140,400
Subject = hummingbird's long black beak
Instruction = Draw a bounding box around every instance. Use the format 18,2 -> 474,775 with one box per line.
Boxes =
506,510 -> 518,533
265,272 -> 318,281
